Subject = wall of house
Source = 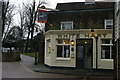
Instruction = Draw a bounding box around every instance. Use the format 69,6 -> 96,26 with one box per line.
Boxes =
44,2 -> 114,69
97,33 -> 113,69
114,1 -> 120,80
44,35 -> 52,66
46,10 -> 113,31
44,29 -> 113,69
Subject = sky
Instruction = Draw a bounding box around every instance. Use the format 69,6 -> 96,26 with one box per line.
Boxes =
9,0 -> 86,27
6,0 -> 118,38
9,0 -> 118,27
7,0 -> 87,38
10,0 -> 85,9
9,0 -> 113,9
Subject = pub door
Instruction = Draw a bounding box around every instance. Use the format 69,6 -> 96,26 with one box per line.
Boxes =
76,39 -> 93,69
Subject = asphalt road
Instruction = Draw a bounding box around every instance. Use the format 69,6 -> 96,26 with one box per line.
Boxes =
2,62 -> 78,78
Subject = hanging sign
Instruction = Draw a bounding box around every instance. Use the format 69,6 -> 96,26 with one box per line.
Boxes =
37,8 -> 48,23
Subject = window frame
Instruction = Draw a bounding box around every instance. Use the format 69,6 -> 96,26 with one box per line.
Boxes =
101,39 -> 113,59
61,21 -> 73,30
56,39 -> 70,58
104,19 -> 113,29
85,2 -> 95,5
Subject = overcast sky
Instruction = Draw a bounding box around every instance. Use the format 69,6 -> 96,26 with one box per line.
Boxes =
9,0 -> 86,27
10,0 -> 85,9
8,0 -> 117,26
9,0 -> 112,9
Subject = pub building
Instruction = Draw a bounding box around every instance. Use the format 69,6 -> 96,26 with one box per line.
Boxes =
44,2 -> 114,69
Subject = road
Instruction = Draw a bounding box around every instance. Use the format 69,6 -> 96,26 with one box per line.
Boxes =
2,62 -> 78,78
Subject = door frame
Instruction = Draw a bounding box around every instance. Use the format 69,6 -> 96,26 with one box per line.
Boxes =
76,39 -> 93,69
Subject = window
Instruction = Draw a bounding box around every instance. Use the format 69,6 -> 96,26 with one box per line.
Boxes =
101,39 -> 113,59
61,21 -> 73,30
46,39 -> 51,57
57,39 -> 70,58
105,20 -> 113,29
85,2 -> 95,4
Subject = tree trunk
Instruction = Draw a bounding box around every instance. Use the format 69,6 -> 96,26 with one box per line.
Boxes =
25,29 -> 30,53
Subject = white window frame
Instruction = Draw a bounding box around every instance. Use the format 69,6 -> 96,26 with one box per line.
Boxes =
104,19 -> 113,29
101,39 -> 113,59
61,21 -> 73,30
85,2 -> 95,5
56,39 -> 70,58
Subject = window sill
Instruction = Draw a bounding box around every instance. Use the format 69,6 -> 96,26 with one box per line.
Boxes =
56,58 -> 70,60
101,59 -> 113,61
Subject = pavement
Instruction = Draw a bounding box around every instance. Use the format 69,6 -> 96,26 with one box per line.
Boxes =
20,54 -> 114,80
2,62 -> 79,79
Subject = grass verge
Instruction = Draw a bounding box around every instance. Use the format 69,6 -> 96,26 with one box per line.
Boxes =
21,52 -> 36,58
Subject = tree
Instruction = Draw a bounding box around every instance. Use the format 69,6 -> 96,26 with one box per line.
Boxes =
2,26 -> 22,50
2,0 -> 16,40
19,0 -> 47,52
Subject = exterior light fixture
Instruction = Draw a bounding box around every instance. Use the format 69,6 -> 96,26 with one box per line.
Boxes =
91,29 -> 94,32
40,5 -> 46,9
85,41 -> 87,44
71,40 -> 75,46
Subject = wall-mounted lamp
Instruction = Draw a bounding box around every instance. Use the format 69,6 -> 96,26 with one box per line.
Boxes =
91,29 -> 94,32
85,41 -> 88,44
71,40 -> 75,46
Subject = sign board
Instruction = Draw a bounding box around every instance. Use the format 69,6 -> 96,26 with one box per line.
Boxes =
37,9 -> 48,23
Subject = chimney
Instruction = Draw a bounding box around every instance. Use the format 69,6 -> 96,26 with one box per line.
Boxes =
85,0 -> 95,2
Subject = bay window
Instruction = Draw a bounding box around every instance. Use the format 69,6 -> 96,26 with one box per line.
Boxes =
57,39 -> 70,58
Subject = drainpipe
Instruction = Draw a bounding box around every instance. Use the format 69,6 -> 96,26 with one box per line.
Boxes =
96,36 -> 98,69
113,2 -> 116,80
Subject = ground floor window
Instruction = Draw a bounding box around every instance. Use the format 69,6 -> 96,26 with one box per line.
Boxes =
57,39 -> 70,58
101,39 -> 113,59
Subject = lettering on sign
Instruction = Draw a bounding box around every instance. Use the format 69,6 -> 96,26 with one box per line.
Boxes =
85,34 -> 89,38
58,34 -> 70,39
57,33 -> 108,39
71,34 -> 75,38
103,34 -> 107,38
58,35 -> 62,38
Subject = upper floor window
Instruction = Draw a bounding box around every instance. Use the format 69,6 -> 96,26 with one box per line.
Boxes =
104,20 -> 113,29
61,21 -> 73,30
85,2 -> 95,5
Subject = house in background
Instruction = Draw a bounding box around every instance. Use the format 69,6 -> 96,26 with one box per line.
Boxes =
44,2 -> 114,69
114,1 -> 120,80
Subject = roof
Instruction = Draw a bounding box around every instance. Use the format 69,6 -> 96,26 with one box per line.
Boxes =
56,2 -> 114,11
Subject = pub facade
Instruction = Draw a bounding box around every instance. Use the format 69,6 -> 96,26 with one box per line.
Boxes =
44,2 -> 114,69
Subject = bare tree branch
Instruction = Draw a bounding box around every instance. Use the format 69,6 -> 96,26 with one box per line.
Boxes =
2,0 -> 16,40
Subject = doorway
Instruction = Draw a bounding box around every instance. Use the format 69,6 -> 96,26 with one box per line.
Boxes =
76,39 -> 93,69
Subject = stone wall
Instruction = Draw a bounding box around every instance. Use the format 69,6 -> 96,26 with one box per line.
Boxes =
2,51 -> 21,62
